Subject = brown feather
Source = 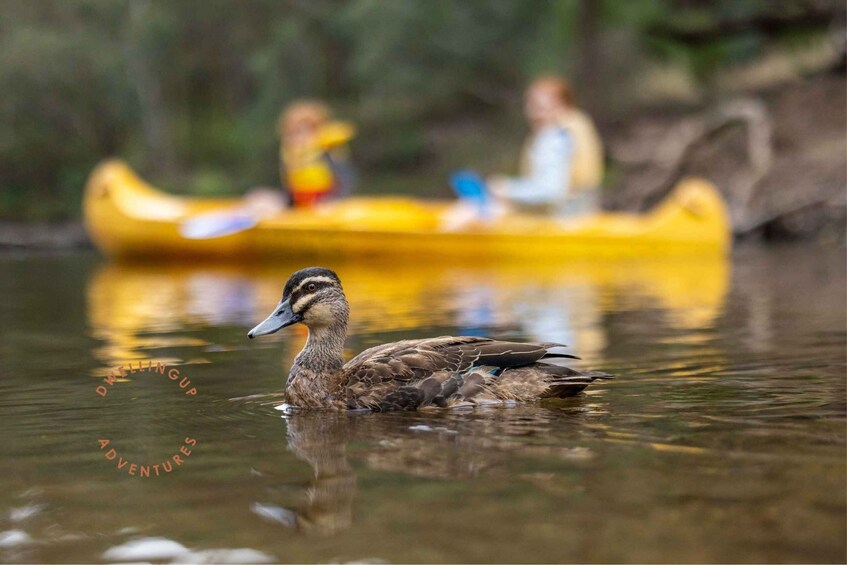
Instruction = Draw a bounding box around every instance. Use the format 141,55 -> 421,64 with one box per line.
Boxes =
339,337 -> 610,410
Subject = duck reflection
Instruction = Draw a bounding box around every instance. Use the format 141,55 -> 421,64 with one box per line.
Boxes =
271,411 -> 356,536
258,399 -> 607,536
86,257 -> 729,370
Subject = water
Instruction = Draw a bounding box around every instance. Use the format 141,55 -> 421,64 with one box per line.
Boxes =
0,246 -> 844,563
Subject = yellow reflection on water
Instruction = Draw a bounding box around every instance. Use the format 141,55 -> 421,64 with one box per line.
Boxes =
86,256 -> 729,371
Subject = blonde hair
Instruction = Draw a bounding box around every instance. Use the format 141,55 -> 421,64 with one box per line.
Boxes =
278,99 -> 331,138
527,76 -> 576,108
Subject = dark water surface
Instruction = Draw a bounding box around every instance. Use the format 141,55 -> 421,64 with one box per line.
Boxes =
0,246 -> 844,563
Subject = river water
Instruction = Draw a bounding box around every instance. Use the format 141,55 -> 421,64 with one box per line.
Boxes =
0,246 -> 844,563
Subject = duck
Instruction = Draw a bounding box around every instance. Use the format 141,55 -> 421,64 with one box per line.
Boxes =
247,267 -> 611,411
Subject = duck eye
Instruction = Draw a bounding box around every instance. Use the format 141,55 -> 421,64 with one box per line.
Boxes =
307,283 -> 317,292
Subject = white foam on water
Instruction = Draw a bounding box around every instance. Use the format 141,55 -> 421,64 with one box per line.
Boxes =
250,502 -> 296,527
102,536 -> 277,564
409,424 -> 458,435
172,548 -> 276,563
9,503 -> 45,523
102,537 -> 189,561
0,530 -> 32,548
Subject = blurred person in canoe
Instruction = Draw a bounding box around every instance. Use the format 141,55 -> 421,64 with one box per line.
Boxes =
244,100 -> 356,214
487,76 -> 603,216
183,101 -> 355,239
277,99 -> 356,208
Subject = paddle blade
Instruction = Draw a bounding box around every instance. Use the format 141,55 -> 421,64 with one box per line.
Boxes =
449,170 -> 488,202
180,212 -> 258,239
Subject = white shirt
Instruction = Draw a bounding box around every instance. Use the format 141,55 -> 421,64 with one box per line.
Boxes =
503,125 -> 573,207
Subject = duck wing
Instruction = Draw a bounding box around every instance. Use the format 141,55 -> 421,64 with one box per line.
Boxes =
341,336 -> 580,410
487,364 -> 613,400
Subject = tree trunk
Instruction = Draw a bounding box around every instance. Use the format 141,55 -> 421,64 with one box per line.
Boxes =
125,0 -> 177,178
575,0 -> 602,113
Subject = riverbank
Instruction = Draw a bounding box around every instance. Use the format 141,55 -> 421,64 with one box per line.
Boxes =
605,71 -> 846,241
0,221 -> 89,250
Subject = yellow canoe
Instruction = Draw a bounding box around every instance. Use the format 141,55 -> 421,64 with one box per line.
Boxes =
83,160 -> 730,260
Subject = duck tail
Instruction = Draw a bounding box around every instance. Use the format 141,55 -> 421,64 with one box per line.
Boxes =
537,364 -> 613,398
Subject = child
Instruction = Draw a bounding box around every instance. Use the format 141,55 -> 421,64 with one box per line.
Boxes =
278,100 -> 356,208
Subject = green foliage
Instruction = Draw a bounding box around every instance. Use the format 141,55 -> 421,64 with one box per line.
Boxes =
0,1 -> 134,218
0,0 -> 838,219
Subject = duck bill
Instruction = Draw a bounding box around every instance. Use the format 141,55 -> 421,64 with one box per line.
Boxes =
248,299 -> 302,338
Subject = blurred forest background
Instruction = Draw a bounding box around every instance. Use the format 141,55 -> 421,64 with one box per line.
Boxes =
1,0 -> 844,240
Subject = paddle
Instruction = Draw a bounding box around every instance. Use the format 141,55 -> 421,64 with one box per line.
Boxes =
179,189 -> 288,239
179,209 -> 259,239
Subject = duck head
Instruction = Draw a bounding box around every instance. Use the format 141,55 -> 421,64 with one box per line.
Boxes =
248,267 -> 349,338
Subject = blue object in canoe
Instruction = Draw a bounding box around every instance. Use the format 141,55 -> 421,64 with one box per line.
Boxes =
449,170 -> 491,218
449,170 -> 488,201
